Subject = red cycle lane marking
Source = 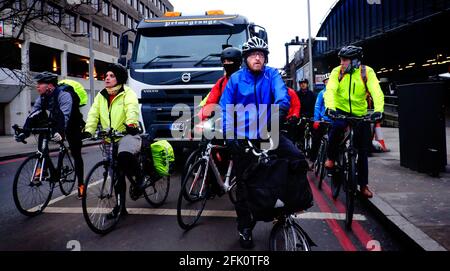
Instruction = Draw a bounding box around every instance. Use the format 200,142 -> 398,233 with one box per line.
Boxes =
307,175 -> 357,251
312,174 -> 379,251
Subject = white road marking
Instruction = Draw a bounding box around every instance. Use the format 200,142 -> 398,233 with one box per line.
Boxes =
42,207 -> 367,221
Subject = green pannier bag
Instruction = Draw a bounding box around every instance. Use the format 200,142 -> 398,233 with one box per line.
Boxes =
150,140 -> 175,176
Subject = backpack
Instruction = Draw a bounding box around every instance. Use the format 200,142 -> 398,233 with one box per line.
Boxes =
55,84 -> 86,130
150,140 -> 175,176
59,79 -> 88,107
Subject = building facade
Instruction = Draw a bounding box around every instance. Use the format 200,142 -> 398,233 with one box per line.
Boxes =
0,0 -> 173,135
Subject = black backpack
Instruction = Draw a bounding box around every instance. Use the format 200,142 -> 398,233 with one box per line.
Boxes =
56,83 -> 85,131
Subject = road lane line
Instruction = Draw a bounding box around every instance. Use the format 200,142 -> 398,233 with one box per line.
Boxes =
307,175 -> 357,251
314,174 -> 378,251
42,206 -> 367,221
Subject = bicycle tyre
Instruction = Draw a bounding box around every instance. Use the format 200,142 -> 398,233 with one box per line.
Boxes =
82,161 -> 123,234
345,154 -> 357,230
318,140 -> 328,190
59,150 -> 76,196
177,158 -> 209,230
144,175 -> 170,207
13,154 -> 54,216
269,219 -> 311,251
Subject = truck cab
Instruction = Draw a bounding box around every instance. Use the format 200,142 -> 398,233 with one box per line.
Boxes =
119,11 -> 267,147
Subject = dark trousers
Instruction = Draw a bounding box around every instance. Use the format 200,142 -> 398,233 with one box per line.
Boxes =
234,135 -> 305,231
327,117 -> 371,186
66,129 -> 84,186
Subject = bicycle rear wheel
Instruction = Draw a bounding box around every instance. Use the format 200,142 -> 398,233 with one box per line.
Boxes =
59,150 -> 76,196
13,154 -> 54,216
82,161 -> 123,234
345,155 -> 357,230
177,158 -> 209,230
269,219 -> 311,251
144,175 -> 170,207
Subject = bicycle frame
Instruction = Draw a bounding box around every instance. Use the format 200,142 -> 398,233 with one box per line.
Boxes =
195,142 -> 235,196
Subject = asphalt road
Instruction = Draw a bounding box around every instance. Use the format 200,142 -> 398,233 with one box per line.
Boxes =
0,145 -> 409,251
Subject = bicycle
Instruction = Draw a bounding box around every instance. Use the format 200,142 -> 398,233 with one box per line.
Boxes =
235,139 -> 315,251
327,114 -> 374,229
313,121 -> 331,190
12,124 -> 76,216
269,212 -> 315,251
176,138 -> 238,230
82,129 -> 170,234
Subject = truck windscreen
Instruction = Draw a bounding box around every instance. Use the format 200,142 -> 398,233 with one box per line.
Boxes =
134,24 -> 247,67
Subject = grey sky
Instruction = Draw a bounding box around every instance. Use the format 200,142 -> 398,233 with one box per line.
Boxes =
169,0 -> 337,68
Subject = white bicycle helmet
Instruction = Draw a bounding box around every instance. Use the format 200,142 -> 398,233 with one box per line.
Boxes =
242,36 -> 269,57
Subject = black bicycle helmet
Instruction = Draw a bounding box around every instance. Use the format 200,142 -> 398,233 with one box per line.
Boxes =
338,45 -> 363,60
33,71 -> 58,84
221,47 -> 242,65
106,63 -> 128,85
298,78 -> 309,84
242,36 -> 269,57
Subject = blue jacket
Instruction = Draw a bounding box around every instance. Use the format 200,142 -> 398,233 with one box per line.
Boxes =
313,88 -> 331,122
219,66 -> 290,139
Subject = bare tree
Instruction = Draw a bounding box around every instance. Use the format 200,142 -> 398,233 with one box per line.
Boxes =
0,0 -> 102,86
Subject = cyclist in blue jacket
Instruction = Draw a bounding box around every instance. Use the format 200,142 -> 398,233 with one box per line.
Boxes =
219,37 -> 306,249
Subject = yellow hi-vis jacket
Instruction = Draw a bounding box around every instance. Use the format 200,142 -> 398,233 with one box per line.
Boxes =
324,65 -> 384,116
84,85 -> 140,135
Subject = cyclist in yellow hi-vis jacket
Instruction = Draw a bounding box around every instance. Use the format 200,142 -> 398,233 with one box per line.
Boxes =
324,45 -> 384,198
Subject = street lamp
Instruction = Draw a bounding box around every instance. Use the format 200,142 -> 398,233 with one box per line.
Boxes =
72,30 -> 94,104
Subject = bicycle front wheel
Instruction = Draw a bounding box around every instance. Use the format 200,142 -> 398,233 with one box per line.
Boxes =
13,154 -> 54,216
269,219 -> 311,251
345,155 -> 357,230
82,161 -> 123,234
144,175 -> 170,207
177,158 -> 209,230
59,150 -> 76,196
318,140 -> 328,190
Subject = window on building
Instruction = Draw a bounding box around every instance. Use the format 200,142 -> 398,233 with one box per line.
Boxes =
92,24 -> 100,41
27,0 -> 42,16
79,18 -> 89,34
103,29 -> 110,45
112,33 -> 119,48
112,5 -> 118,21
127,16 -> 132,29
150,11 -> 154,18
13,0 -> 21,10
133,0 -> 138,10
139,2 -> 144,14
47,3 -> 61,25
144,7 -> 149,18
91,0 -> 99,11
102,0 -> 110,16
120,11 -> 126,25
134,20 -> 139,29
65,13 -> 76,32
127,0 -> 132,6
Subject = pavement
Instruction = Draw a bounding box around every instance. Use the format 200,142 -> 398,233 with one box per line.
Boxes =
1,127 -> 449,251
367,127 -> 449,251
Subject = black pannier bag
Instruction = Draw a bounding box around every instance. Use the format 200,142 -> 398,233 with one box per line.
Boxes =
242,158 -> 313,222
